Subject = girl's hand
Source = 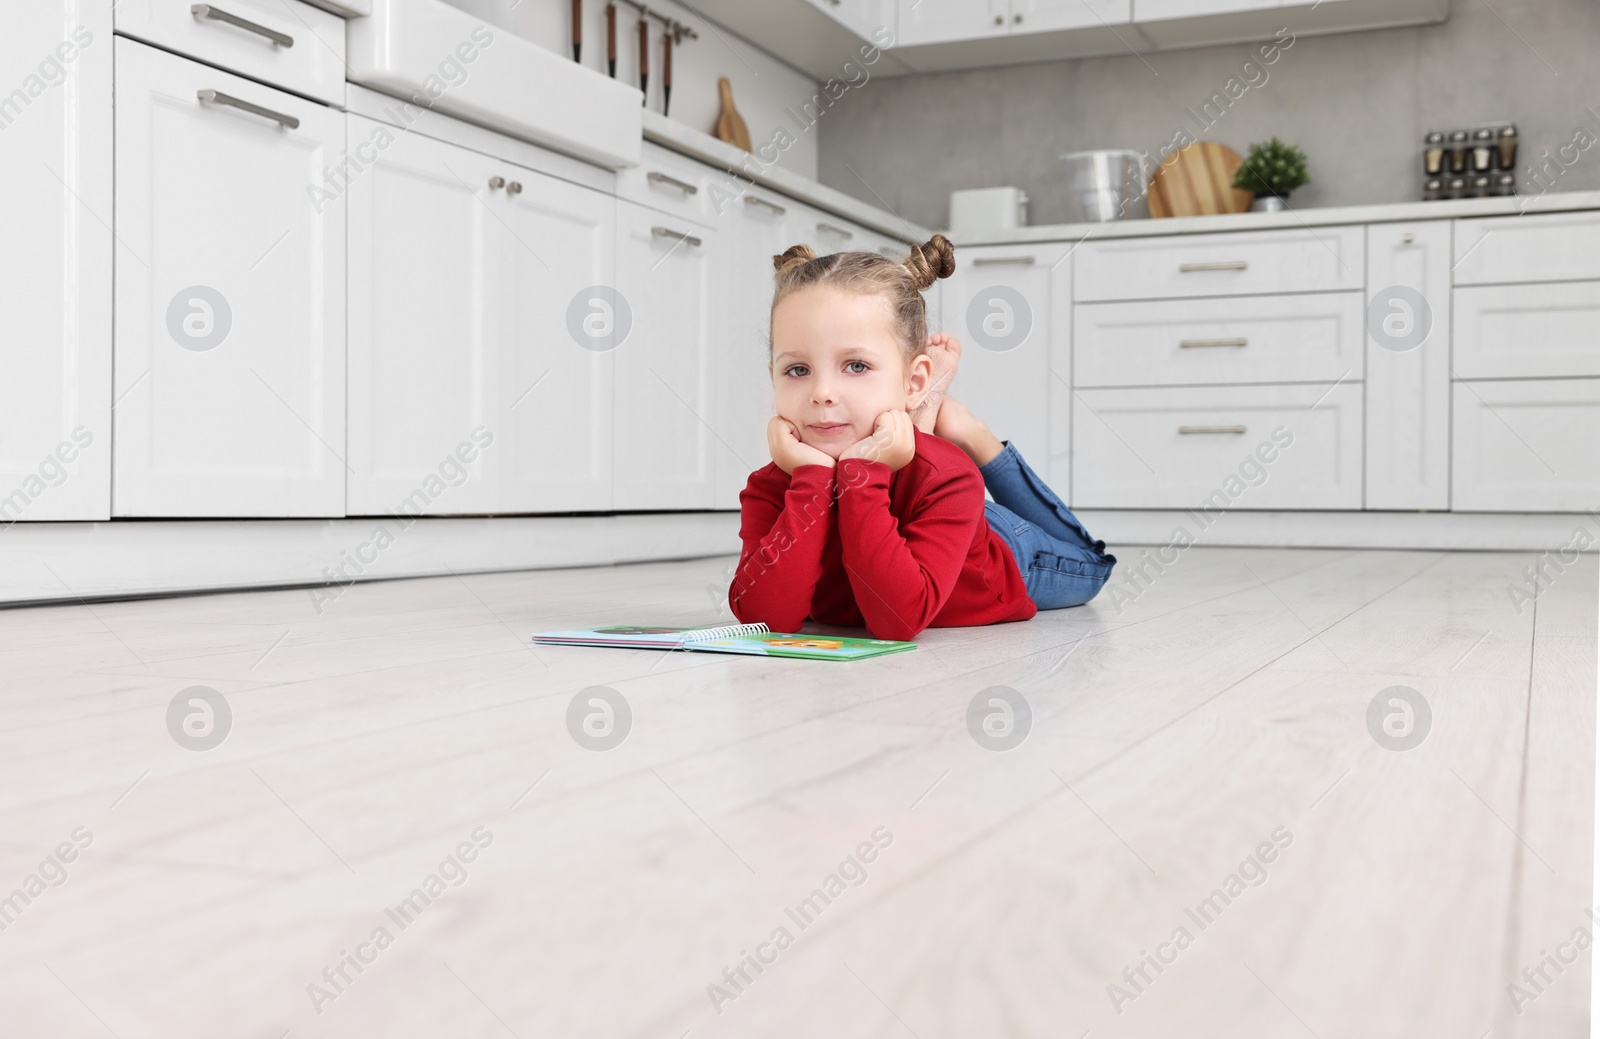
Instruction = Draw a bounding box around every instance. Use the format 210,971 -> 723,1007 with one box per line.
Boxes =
839,410 -> 916,471
768,416 -> 836,475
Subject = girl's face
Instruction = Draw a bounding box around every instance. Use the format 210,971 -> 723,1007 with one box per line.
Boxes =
769,285 -> 932,459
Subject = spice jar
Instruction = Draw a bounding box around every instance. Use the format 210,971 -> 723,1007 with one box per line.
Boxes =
1448,130 -> 1470,174
1497,125 -> 1518,171
1424,131 -> 1446,177
1472,129 -> 1495,172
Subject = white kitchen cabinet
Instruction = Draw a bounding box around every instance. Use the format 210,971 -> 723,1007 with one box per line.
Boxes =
0,3 -> 112,522
113,38 -> 346,518
1134,0 -> 1275,22
1452,379 -> 1600,513
1013,0 -> 1132,33
1072,383 -> 1363,510
1365,222 -> 1450,511
500,164 -> 617,515
1453,210 -> 1600,286
1074,226 -> 1366,302
940,245 -> 1070,489
347,118 -> 615,516
613,200 -> 720,510
1453,281 -> 1600,381
1074,292 -> 1364,388
897,0 -> 1007,46
806,0 -> 897,41
714,187 -> 806,509
347,120 -> 501,516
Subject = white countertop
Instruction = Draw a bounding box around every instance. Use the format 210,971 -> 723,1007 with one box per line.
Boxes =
639,113 -> 1600,247
950,188 -> 1600,245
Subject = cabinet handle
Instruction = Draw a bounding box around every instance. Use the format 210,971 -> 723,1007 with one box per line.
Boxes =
653,225 -> 702,247
196,88 -> 299,129
489,175 -> 505,189
879,245 -> 903,256
507,181 -> 523,195
1179,260 -> 1248,272
190,4 -> 293,47
744,195 -> 787,215
647,170 -> 699,195
816,221 -> 854,239
1179,337 -> 1248,348
1402,232 -> 1416,244
972,256 -> 1036,266
1178,425 -> 1247,435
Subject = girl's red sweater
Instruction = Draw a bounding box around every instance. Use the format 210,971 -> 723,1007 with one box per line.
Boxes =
729,426 -> 1037,642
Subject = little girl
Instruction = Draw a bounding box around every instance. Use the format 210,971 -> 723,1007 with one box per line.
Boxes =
728,233 -> 1117,643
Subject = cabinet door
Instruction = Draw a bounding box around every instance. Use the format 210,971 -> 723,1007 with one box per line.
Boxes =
500,163 -> 616,513
938,245 -> 1070,486
897,0 -> 1007,46
816,0 -> 897,41
0,3 -> 111,521
714,189 -> 801,509
1135,0 -> 1276,21
1452,379 -> 1600,512
1013,0 -> 1131,33
113,38 -> 345,517
1366,222 -> 1450,511
346,117 -> 501,516
613,201 -> 719,510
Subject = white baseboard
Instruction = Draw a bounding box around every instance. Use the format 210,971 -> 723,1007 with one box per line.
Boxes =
1075,509 -> 1600,554
0,512 -> 742,607
0,508 -> 1593,608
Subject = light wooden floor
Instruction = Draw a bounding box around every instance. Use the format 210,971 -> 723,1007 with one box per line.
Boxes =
0,547 -> 1593,1039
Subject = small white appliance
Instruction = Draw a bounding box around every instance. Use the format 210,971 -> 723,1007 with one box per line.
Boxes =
947,186 -> 1029,239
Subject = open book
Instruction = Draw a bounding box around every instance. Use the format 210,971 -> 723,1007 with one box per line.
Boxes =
530,622 -> 916,661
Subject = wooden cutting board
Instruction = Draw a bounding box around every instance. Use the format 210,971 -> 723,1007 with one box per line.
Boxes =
714,77 -> 751,153
1148,141 -> 1254,218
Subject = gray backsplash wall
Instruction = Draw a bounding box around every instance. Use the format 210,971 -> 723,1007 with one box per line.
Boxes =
816,0 -> 1600,231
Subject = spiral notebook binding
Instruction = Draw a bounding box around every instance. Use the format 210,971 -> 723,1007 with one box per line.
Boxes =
682,622 -> 770,642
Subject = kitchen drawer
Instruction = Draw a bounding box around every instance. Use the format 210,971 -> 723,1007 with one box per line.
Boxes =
1074,292 -> 1364,387
1454,281 -> 1600,379
1452,379 -> 1600,512
614,141 -> 724,229
1074,225 -> 1365,302
116,0 -> 345,105
1453,211 -> 1600,286
1071,383 -> 1362,510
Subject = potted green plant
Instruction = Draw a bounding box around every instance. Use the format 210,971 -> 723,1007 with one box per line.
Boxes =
1233,137 -> 1311,212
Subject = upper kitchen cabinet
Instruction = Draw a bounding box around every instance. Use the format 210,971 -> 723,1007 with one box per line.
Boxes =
899,0 -> 1131,45
1136,0 -> 1447,50
700,0 -> 1444,75
0,2 -> 112,522
806,0 -> 898,42
112,38 -> 346,518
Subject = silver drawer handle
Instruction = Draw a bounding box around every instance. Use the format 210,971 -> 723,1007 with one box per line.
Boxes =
1179,260 -> 1248,272
744,195 -> 787,215
647,170 -> 699,195
879,246 -> 902,256
190,4 -> 293,47
973,256 -> 1036,266
1178,425 -> 1247,435
1179,337 -> 1248,348
196,88 -> 299,129
652,225 -> 702,247
816,221 -> 854,239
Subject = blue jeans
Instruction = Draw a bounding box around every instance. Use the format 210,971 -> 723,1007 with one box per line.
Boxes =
980,440 -> 1116,610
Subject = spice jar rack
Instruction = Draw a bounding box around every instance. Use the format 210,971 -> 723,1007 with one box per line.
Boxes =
1422,121 -> 1517,201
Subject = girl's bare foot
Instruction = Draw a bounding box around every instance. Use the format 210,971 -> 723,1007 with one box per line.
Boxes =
911,333 -> 963,435
933,396 -> 1005,468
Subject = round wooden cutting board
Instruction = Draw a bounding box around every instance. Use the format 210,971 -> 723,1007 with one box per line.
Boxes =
1148,141 -> 1255,218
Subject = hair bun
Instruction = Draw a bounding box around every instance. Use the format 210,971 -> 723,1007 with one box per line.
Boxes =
905,234 -> 956,291
773,243 -> 818,278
